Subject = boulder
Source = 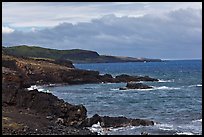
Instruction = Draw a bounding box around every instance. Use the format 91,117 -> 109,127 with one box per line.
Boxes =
120,82 -> 153,90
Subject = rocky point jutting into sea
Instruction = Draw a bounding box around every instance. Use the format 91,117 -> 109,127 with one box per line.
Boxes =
2,53 -> 158,135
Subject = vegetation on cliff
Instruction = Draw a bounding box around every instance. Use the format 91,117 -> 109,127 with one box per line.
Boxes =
3,45 -> 162,63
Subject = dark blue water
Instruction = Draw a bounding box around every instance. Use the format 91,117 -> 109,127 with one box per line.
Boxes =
41,60 -> 202,135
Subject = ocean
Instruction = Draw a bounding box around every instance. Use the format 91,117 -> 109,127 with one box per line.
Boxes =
34,60 -> 202,135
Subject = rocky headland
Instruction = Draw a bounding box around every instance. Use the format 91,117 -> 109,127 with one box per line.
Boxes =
2,53 -> 157,135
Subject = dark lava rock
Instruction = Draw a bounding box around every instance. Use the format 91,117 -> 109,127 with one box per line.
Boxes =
115,74 -> 158,83
2,88 -> 87,127
137,76 -> 159,82
82,114 -> 154,128
120,82 -> 153,90
126,82 -> 152,89
115,74 -> 140,82
98,74 -> 115,83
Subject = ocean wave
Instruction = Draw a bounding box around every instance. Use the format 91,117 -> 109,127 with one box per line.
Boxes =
153,86 -> 180,90
155,123 -> 174,131
188,84 -> 202,87
87,122 -> 109,135
111,86 -> 180,91
192,119 -> 202,122
158,79 -> 174,83
110,88 -> 120,91
176,132 -> 194,135
196,84 -> 202,87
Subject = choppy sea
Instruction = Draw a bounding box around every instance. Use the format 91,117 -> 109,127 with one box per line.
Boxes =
29,60 -> 202,135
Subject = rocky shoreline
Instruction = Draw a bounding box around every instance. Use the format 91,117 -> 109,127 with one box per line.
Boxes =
2,53 -> 158,135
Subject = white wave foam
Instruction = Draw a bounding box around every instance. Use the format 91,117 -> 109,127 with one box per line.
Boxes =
196,84 -> 202,87
27,85 -> 38,90
158,79 -> 174,83
188,84 -> 202,87
88,122 -> 109,135
155,123 -> 174,131
111,86 -> 180,91
154,86 -> 180,90
37,88 -> 44,92
110,88 -> 120,91
192,119 -> 202,122
176,132 -> 194,135
27,85 -> 50,93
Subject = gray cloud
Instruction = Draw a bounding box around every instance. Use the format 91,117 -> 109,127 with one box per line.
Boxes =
2,8 -> 202,59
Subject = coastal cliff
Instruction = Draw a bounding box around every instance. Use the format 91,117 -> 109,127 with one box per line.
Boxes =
2,53 -> 157,135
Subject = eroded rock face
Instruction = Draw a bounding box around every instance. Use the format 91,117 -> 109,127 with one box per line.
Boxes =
2,54 -> 159,86
82,114 -> 154,128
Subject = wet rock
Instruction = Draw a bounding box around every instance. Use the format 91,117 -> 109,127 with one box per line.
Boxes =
141,132 -> 150,135
120,82 -> 153,90
82,114 -> 154,128
126,82 -> 152,89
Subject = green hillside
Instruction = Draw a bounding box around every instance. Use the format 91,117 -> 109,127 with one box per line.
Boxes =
2,45 -> 162,63
3,45 -> 100,62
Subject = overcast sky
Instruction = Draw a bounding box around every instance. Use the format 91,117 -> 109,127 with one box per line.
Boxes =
2,2 -> 202,59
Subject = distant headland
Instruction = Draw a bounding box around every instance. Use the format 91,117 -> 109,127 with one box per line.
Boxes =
2,45 -> 162,64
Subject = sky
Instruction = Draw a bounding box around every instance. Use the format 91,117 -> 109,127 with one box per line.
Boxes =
2,2 -> 202,60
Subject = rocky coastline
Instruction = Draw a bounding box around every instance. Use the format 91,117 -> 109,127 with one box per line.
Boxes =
2,53 -> 158,135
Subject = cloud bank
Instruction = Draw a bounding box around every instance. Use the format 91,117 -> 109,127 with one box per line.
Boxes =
2,8 -> 202,59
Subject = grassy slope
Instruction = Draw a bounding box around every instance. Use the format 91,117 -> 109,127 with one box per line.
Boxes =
3,45 -> 162,63
3,45 -> 99,60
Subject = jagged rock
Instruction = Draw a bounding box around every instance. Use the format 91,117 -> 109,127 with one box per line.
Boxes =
2,88 -> 87,127
82,114 -> 154,128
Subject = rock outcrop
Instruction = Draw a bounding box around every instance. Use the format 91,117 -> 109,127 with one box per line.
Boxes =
2,88 -> 87,127
120,82 -> 153,90
82,114 -> 154,128
115,74 -> 158,83
2,54 -> 159,87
